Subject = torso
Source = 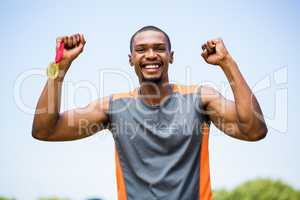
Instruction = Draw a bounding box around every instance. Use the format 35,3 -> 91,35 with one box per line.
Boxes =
108,84 -> 212,200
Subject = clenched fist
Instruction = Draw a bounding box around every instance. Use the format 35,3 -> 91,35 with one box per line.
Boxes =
201,38 -> 231,66
55,33 -> 86,72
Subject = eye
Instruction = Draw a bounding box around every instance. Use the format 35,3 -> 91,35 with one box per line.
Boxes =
135,47 -> 145,53
155,45 -> 166,52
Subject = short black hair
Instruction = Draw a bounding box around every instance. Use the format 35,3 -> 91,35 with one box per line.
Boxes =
130,25 -> 171,52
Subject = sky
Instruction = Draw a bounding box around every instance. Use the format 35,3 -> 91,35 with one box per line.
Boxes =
1,0 -> 299,199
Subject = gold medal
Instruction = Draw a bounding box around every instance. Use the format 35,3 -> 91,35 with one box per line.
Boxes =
47,62 -> 59,79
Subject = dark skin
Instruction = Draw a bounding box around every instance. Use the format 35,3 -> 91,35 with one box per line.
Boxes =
129,30 -> 174,105
200,39 -> 268,141
32,31 -> 267,141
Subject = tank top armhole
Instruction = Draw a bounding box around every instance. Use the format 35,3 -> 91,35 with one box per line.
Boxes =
196,85 -> 211,126
107,94 -> 114,129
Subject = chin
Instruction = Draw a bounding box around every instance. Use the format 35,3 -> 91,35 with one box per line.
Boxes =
142,76 -> 163,83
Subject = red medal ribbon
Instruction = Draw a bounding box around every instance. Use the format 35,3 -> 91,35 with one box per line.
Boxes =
55,41 -> 64,63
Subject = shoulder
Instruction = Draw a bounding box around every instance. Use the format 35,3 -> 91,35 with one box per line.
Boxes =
171,84 -> 199,95
86,96 -> 110,114
110,88 -> 138,101
198,85 -> 222,107
171,83 -> 219,97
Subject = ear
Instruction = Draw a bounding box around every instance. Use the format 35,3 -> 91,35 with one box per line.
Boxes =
128,54 -> 134,66
169,51 -> 174,64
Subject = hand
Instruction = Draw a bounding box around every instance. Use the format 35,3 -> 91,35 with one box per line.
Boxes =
55,33 -> 86,71
201,38 -> 230,66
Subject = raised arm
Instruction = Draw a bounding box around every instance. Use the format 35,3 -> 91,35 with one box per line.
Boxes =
32,34 -> 110,141
200,38 -> 267,141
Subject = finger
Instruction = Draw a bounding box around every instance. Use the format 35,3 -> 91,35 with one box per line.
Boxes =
62,36 -> 70,49
76,34 -> 86,53
206,41 -> 214,53
214,38 -> 226,52
71,35 -> 77,47
75,33 -> 80,45
66,36 -> 73,49
207,40 -> 216,49
63,36 -> 68,47
213,38 -> 223,48
201,44 -> 206,51
206,41 -> 217,54
81,34 -> 86,45
64,36 -> 70,48
201,49 -> 208,59
202,43 -> 208,51
70,35 -> 74,47
69,36 -> 74,48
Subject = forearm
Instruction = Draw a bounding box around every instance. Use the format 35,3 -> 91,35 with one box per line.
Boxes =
32,63 -> 69,139
220,56 -> 266,133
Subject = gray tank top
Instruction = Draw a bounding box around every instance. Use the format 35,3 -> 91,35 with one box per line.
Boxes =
108,84 -> 212,200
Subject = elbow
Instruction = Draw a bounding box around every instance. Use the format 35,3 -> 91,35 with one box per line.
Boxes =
253,127 -> 268,141
246,125 -> 268,141
31,128 -> 50,141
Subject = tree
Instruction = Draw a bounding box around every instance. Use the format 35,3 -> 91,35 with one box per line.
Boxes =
213,178 -> 300,200
0,198 -> 16,200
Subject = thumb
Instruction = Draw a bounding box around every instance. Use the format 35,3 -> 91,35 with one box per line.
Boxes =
67,42 -> 85,60
72,34 -> 86,54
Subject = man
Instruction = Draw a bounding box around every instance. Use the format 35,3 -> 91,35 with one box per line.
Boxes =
32,26 -> 267,200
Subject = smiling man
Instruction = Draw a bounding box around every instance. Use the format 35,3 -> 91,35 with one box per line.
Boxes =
32,26 -> 267,200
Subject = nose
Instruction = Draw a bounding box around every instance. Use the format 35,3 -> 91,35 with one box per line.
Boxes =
145,49 -> 157,60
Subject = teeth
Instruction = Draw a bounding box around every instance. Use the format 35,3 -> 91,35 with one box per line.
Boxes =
144,64 -> 159,69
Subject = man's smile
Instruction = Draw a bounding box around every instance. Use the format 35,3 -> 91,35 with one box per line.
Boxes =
141,62 -> 162,73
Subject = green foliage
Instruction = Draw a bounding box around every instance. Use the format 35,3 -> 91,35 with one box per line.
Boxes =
0,197 -> 16,200
1,178 -> 299,200
213,178 -> 300,200
213,189 -> 232,200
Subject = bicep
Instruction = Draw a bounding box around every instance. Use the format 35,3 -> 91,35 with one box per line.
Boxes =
45,97 -> 110,141
201,86 -> 248,140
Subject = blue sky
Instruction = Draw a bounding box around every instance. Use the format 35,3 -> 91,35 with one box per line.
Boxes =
1,0 -> 299,199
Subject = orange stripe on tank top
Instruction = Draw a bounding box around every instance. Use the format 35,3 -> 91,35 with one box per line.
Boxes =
115,146 -> 127,200
199,122 -> 212,200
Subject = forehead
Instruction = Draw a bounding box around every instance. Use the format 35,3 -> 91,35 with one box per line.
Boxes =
133,30 -> 168,46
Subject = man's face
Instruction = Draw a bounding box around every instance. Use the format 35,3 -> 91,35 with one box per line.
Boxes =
129,30 -> 174,83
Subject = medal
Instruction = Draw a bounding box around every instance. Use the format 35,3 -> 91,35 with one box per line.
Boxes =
47,40 -> 64,79
47,62 -> 59,79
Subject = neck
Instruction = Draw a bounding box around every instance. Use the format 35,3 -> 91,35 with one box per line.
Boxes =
139,78 -> 172,106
